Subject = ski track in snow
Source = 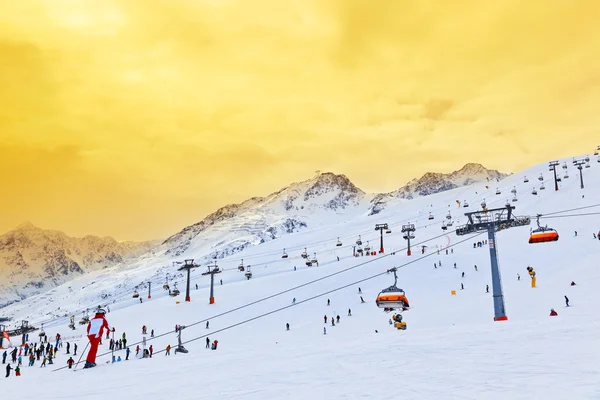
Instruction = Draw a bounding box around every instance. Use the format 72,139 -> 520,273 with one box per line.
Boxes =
2,154 -> 600,399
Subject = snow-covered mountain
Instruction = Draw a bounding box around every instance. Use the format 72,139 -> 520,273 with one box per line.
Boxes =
145,165 -> 503,262
154,172 -> 365,260
0,222 -> 159,307
368,163 -> 508,215
0,163 -> 502,307
3,153 -> 600,400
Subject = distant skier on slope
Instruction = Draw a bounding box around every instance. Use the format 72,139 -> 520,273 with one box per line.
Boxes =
84,308 -> 114,369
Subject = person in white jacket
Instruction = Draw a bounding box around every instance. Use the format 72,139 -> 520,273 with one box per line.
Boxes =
84,308 -> 114,368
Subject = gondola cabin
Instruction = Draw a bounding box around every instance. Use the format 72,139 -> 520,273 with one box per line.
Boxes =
529,229 -> 559,243
282,249 -> 288,259
376,291 -> 410,309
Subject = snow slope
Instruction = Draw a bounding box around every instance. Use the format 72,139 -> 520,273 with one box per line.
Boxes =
2,153 -> 600,399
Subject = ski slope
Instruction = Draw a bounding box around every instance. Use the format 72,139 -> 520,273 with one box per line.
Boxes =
2,154 -> 600,399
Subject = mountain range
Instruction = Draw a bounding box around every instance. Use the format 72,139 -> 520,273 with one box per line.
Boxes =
0,163 -> 506,307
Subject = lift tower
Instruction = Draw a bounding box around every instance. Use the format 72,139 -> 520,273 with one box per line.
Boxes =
572,159 -> 587,189
456,205 -> 530,321
401,224 -> 416,256
374,223 -> 389,253
202,261 -> 222,304
178,259 -> 200,302
548,160 -> 560,191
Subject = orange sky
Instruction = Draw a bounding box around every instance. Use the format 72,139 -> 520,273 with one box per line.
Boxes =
1,0 -> 599,241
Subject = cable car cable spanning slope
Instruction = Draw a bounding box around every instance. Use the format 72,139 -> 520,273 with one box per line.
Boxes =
52,230 -> 484,371
41,201 -> 600,330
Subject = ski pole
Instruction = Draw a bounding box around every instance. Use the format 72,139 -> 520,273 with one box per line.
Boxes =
74,341 -> 90,370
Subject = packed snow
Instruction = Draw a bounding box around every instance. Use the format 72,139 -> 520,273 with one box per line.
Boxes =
2,154 -> 600,399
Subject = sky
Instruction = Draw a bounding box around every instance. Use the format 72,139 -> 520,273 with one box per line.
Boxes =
1,0 -> 599,241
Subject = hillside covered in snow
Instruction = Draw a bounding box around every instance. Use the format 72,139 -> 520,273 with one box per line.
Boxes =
0,223 -> 159,307
1,152 -> 599,399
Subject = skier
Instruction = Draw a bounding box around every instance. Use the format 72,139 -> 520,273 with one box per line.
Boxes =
149,345 -> 153,357
211,340 -> 218,350
360,296 -> 365,303
206,337 -> 210,349
67,357 -> 74,369
206,321 -> 209,329
348,309 -> 352,316
550,309 -> 558,316
292,298 -> 296,304
461,283 -> 464,290
336,315 -> 340,324
474,265 -> 478,271
125,347 -> 130,360
565,296 -> 570,307
135,345 -> 140,356
74,343 -> 77,355
66,342 -> 70,354
486,285 -> 489,293
517,274 -> 520,281
151,329 -> 154,338
2,351 -> 6,364
327,299 -> 330,306
323,327 -> 326,335
286,323 -> 290,331
462,272 -> 465,278
84,308 -> 114,369
165,345 -> 171,355
454,263 -> 457,269
571,281 -> 576,286
196,284 -> 198,290
358,287 -> 362,294
294,266 -> 296,271
5,364 -> 11,378
574,231 -> 578,237
337,256 -> 339,261
324,315 -> 327,324
434,263 -> 437,269
15,365 -> 20,376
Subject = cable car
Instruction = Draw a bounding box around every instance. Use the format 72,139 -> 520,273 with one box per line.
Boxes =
524,176 -> 529,183
301,248 -> 308,259
39,323 -> 46,337
447,220 -> 453,227
511,186 -> 517,194
386,228 -> 392,234
446,211 -> 452,220
540,183 -> 545,190
512,195 -> 518,202
356,235 -> 362,246
311,253 -> 318,265
564,172 -> 569,179
375,268 -> 410,310
529,215 -> 559,244
282,249 -> 288,259
481,200 -> 487,210
585,162 -> 590,168
356,246 -> 363,254
238,259 -> 245,272
245,266 -> 252,280
463,201 -> 469,208
441,222 -> 447,231
133,290 -> 140,299
364,242 -> 371,252
562,162 -> 568,169
336,237 -> 343,247
428,213 -> 434,220
496,188 -> 501,195
532,187 -> 537,195
538,173 -> 544,181
170,283 -> 180,297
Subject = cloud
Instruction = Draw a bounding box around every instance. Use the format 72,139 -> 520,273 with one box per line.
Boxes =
1,0 -> 599,239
